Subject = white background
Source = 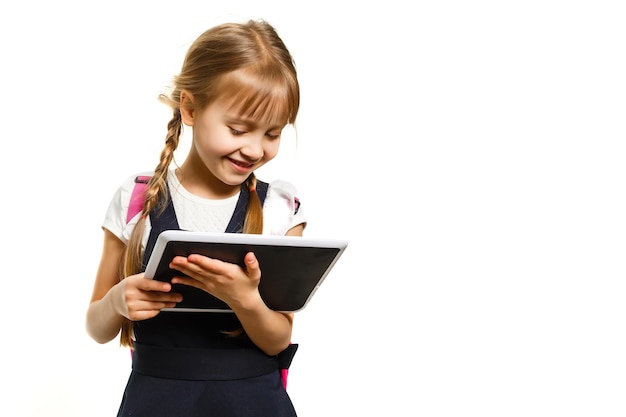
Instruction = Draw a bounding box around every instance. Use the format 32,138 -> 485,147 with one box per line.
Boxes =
1,1 -> 625,416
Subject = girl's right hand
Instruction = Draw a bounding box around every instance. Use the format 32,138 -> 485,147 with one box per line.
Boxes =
114,273 -> 183,321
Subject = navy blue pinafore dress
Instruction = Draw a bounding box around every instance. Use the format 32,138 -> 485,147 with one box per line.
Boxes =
116,181 -> 298,417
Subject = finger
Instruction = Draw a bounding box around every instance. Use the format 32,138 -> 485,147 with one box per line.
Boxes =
169,257 -> 200,276
126,294 -> 182,316
133,279 -> 183,302
170,275 -> 206,291
244,252 -> 261,279
127,301 -> 178,321
185,254 -> 233,273
138,277 -> 174,293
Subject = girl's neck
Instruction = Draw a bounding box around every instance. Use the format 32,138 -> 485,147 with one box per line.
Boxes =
175,165 -> 241,200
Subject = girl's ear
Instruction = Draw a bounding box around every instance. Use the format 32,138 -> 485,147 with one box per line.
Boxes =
180,90 -> 195,126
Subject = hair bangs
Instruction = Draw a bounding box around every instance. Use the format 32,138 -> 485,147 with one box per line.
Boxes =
219,69 -> 298,126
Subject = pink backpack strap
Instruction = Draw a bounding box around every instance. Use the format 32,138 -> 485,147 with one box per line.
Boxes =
277,343 -> 298,389
126,176 -> 151,224
280,369 -> 290,389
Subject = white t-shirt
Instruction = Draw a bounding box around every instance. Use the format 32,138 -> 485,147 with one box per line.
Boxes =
102,171 -> 306,250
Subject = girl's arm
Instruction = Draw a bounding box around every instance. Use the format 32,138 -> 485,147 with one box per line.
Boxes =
86,230 -> 127,343
229,224 -> 304,356
86,230 -> 181,344
169,223 -> 305,356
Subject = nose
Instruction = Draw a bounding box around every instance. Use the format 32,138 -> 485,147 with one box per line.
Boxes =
240,135 -> 264,161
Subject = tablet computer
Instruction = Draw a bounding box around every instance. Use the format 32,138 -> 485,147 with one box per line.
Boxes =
144,230 -> 348,313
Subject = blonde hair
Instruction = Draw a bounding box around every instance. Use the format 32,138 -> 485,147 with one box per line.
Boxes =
119,20 -> 300,346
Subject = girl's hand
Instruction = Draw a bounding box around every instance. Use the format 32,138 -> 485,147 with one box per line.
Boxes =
115,273 -> 183,321
169,252 -> 263,310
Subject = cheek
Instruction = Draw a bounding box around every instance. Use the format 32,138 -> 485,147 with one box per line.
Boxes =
195,128 -> 230,156
263,140 -> 281,160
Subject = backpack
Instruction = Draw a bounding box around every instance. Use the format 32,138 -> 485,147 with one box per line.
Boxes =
125,175 -> 297,389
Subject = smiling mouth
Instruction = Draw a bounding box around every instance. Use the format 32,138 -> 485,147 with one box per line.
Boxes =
229,158 -> 254,168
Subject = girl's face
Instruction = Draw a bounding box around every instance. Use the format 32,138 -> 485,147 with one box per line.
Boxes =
182,93 -> 286,194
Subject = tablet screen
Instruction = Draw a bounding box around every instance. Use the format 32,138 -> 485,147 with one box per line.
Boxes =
145,231 -> 348,312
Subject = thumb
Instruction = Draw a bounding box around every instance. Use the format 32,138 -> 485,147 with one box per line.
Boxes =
244,252 -> 260,277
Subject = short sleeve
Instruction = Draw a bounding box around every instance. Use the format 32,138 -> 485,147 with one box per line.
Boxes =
102,172 -> 153,245
262,179 -> 307,235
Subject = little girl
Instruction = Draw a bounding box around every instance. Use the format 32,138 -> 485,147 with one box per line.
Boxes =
86,19 -> 305,417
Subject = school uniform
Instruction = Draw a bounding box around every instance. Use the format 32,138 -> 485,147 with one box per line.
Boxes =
103,172 -> 304,417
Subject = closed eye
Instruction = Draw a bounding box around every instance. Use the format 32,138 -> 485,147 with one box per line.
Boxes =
229,127 -> 246,136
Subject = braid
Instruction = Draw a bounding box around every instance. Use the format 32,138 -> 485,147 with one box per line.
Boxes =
144,110 -> 182,216
119,110 -> 183,347
243,173 -> 264,235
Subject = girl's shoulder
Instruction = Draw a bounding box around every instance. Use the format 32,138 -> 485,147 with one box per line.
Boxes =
265,179 -> 301,212
263,179 -> 306,235
110,171 -> 155,201
102,171 -> 154,243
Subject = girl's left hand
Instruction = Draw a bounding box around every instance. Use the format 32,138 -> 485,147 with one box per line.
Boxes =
168,252 -> 263,310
